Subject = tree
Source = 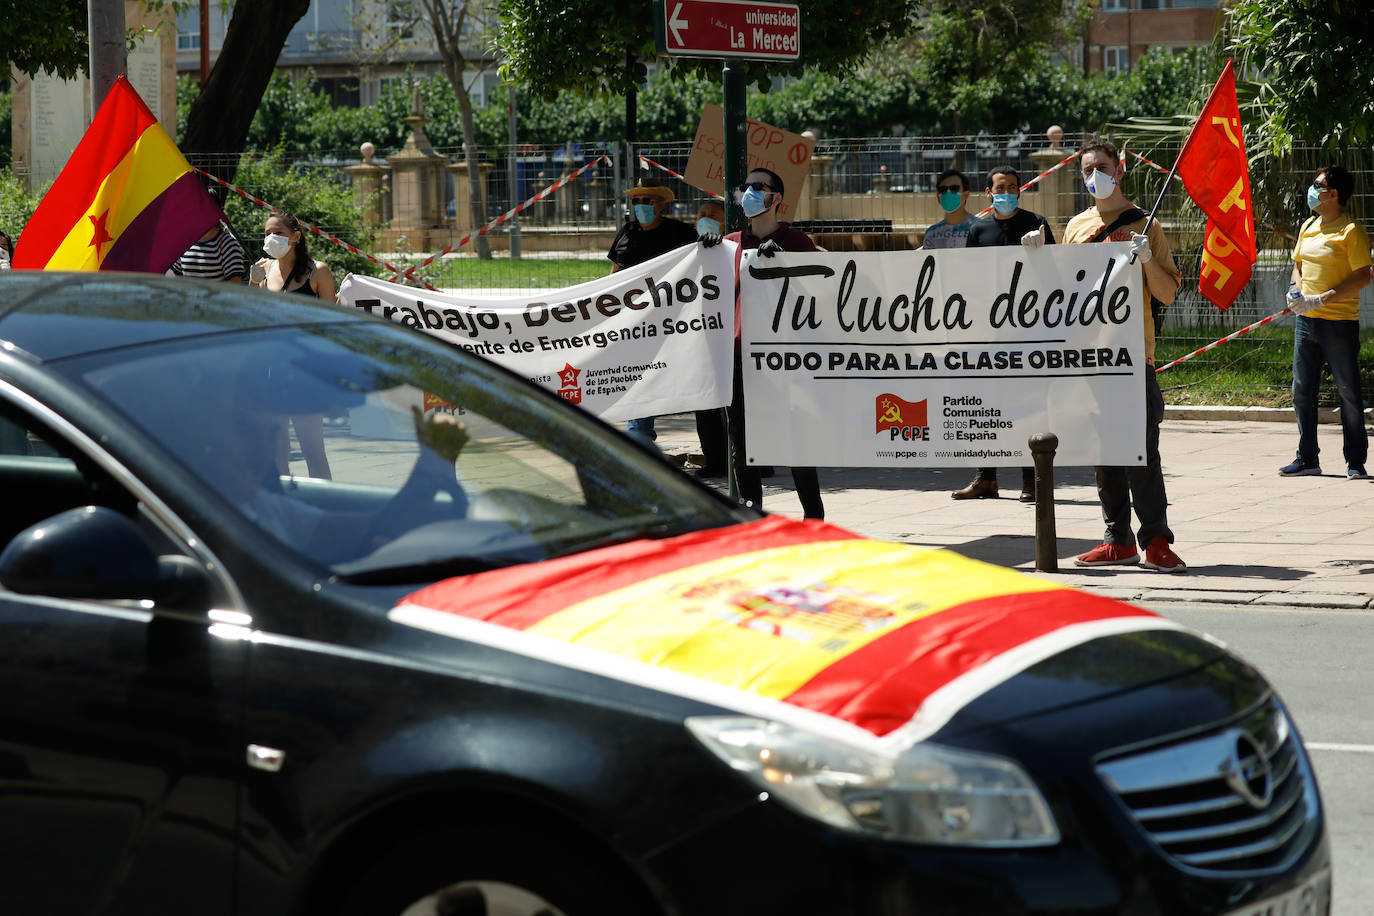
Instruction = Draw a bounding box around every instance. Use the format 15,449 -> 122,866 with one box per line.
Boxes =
414,0 -> 495,259
7,0 -> 314,182
494,0 -> 920,101
912,0 -> 1091,141
1,0 -> 89,80
181,0 -> 314,181
1224,0 -> 1374,156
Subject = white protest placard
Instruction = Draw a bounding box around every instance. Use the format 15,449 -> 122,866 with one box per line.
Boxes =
739,244 -> 1146,467
337,242 -> 736,423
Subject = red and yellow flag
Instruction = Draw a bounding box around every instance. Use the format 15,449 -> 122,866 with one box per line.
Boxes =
394,517 -> 1173,741
1174,59 -> 1256,312
13,76 -> 221,273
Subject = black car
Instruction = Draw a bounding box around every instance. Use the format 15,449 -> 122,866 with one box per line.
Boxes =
0,274 -> 1329,916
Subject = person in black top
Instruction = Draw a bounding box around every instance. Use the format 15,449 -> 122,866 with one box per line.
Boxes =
606,179 -> 699,444
952,165 -> 1055,503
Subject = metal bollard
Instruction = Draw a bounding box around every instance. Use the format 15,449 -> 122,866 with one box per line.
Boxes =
1030,433 -> 1059,572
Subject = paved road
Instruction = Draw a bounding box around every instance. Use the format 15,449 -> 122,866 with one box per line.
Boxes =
1144,602 -> 1372,916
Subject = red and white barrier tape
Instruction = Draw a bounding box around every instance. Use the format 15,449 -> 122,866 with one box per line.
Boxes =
192,167 -> 436,291
638,155 -> 724,200
400,154 -> 610,284
1154,307 -> 1292,374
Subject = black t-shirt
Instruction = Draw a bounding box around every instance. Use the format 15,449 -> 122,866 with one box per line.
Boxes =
606,217 -> 699,269
966,209 -> 1056,248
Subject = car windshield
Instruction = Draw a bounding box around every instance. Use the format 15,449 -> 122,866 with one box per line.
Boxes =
65,322 -> 750,581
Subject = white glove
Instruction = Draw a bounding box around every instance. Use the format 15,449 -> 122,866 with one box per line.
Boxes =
1289,292 -> 1325,314
1020,225 -> 1046,249
1129,232 -> 1152,263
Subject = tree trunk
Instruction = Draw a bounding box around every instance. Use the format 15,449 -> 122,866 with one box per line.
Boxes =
182,0 -> 312,183
453,73 -> 492,260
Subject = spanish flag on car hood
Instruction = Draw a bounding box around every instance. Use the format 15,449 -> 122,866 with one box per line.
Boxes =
393,517 -> 1184,749
13,76 -> 221,273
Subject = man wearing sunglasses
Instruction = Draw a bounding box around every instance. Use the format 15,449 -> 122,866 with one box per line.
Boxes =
921,169 -> 976,250
606,179 -> 701,444
723,167 -> 825,519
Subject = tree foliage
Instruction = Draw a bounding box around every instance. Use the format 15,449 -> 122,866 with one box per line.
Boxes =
2,0 -> 89,79
494,0 -> 919,100
1225,0 -> 1374,155
221,151 -> 379,280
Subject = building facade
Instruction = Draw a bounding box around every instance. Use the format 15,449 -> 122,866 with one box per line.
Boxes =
1084,0 -> 1224,74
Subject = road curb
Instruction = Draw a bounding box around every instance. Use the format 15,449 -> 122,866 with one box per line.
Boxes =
1164,405 -> 1372,423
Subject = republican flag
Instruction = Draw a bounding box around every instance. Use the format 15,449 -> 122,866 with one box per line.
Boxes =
13,75 -> 221,273
1173,59 -> 1256,312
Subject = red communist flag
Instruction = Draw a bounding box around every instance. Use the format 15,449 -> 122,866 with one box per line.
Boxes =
13,75 -> 221,273
1173,59 -> 1256,312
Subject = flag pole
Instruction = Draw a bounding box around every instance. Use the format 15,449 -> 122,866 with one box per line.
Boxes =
1136,59 -> 1237,244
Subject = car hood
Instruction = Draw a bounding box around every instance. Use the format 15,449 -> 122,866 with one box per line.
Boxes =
391,515 -> 1193,753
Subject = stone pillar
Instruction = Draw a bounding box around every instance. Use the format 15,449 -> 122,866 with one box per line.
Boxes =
344,141 -> 388,227
386,85 -> 447,249
1030,124 -> 1075,239
797,153 -> 833,221
447,160 -> 494,229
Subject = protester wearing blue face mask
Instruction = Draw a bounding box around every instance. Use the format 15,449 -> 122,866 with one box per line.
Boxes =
722,167 -> 825,520
1279,165 -> 1373,480
606,179 -> 700,444
952,165 -> 1055,503
921,168 -> 976,250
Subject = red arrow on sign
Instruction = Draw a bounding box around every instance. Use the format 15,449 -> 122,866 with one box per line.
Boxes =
657,0 -> 801,62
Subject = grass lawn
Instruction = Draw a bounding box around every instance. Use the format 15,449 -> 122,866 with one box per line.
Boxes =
400,255 -> 608,289
1155,325 -> 1374,407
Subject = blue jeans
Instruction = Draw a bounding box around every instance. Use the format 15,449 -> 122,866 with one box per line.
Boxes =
1292,316 -> 1367,468
625,416 -> 657,443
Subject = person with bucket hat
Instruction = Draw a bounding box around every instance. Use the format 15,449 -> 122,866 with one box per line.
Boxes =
606,179 -> 701,444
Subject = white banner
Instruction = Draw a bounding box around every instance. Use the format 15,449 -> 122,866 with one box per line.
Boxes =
739,243 -> 1146,467
337,242 -> 737,423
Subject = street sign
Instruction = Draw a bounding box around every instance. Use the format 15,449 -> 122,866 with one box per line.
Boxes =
653,0 -> 801,61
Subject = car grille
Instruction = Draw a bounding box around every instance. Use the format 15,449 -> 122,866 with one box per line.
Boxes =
1096,698 -> 1322,874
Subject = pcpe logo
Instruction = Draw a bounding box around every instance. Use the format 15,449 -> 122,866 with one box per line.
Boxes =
875,394 -> 930,441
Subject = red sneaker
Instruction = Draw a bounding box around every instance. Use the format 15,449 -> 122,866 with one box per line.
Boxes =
1074,542 -> 1139,567
1140,536 -> 1186,573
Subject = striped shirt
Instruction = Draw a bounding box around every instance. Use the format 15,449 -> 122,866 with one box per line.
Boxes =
171,226 -> 245,282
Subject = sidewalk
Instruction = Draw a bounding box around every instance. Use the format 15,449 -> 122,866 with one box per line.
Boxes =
654,409 -> 1374,611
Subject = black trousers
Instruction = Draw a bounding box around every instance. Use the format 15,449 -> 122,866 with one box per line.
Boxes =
694,408 -> 728,472
726,342 -> 824,519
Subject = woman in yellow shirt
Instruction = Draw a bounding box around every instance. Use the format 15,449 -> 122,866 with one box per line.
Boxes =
1281,165 -> 1373,479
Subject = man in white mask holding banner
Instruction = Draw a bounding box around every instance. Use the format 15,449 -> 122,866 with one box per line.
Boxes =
724,168 -> 825,520
1064,139 -> 1185,573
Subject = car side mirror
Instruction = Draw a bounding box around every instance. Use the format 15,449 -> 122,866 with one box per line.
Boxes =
0,506 -> 212,610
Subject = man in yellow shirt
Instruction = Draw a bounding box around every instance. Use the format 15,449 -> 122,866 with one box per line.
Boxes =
1281,165 -> 1373,479
1063,139 -> 1185,572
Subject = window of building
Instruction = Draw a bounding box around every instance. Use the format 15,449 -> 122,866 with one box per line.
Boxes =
177,31 -> 200,51
1103,45 -> 1130,74
1100,0 -> 1127,11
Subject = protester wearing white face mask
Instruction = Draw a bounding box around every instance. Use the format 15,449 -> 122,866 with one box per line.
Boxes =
251,211 -> 336,481
951,166 -> 1055,503
1063,138 -> 1184,573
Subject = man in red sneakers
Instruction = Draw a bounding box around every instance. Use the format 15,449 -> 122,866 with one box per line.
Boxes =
1064,139 -> 1186,573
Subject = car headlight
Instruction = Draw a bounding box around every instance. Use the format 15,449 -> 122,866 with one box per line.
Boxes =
686,716 -> 1059,847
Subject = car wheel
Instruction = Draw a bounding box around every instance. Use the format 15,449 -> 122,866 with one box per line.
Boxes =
331,821 -> 660,916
